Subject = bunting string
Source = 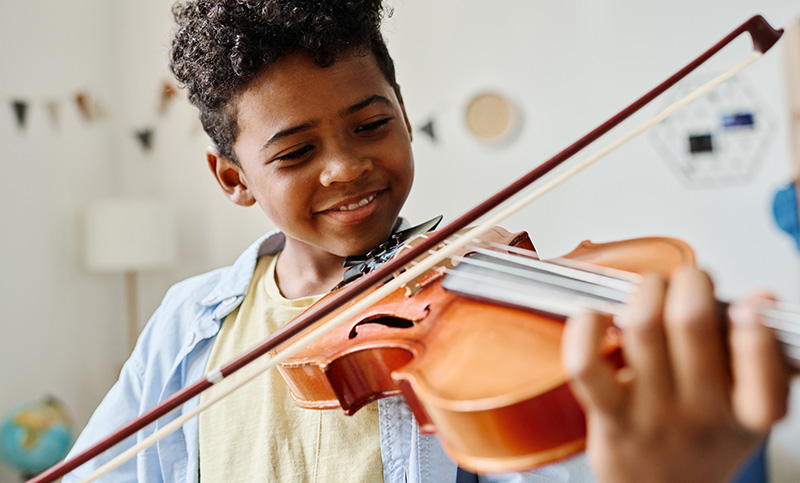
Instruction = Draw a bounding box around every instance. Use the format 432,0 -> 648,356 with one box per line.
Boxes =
2,79 -> 190,154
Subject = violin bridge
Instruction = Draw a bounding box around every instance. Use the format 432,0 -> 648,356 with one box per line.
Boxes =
403,265 -> 448,297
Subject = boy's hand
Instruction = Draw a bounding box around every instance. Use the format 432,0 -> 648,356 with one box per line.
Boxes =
562,266 -> 790,483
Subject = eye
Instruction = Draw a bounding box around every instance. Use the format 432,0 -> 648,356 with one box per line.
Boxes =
355,117 -> 392,134
275,144 -> 314,162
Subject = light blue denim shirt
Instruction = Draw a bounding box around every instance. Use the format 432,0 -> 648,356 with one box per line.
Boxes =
63,230 -> 593,483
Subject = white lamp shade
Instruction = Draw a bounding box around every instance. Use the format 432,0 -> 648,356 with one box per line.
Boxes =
84,199 -> 178,272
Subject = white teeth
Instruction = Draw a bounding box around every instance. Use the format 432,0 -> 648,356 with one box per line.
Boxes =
337,193 -> 376,211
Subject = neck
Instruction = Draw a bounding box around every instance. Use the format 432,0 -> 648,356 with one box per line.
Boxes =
444,245 -> 800,371
275,240 -> 348,299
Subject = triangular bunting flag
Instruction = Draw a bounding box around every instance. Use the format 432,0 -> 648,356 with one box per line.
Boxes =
11,99 -> 28,129
135,128 -> 154,152
45,100 -> 60,128
75,92 -> 93,121
159,80 -> 178,115
419,119 -> 436,142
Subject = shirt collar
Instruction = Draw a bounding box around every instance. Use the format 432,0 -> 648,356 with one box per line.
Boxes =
194,217 -> 409,311
197,230 -> 285,311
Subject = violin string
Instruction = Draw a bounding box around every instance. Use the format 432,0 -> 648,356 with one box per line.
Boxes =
440,265 -> 625,317
481,240 -> 646,283
410,241 -> 800,351
760,302 -> 800,323
761,305 -> 800,369
444,233 -> 541,259
445,249 -> 631,311
444,249 -> 800,351
759,304 -> 800,339
446,250 -> 800,368
448,256 -> 629,305
464,246 -> 638,293
484,242 -> 540,260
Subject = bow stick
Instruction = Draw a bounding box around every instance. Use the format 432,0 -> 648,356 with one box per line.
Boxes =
30,14 -> 783,483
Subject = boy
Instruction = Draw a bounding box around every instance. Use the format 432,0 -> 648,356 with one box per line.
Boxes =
63,1 -> 788,482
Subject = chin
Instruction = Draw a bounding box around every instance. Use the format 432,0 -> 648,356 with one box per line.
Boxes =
334,241 -> 378,258
336,231 -> 391,257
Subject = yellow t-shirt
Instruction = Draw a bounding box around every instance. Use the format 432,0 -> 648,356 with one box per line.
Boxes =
198,255 -> 383,482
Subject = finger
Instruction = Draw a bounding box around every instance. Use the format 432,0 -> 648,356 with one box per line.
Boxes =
563,310 -> 625,416
618,273 -> 673,416
663,266 -> 729,415
729,293 -> 790,433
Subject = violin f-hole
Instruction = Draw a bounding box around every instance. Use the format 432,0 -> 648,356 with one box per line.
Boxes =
348,314 -> 421,339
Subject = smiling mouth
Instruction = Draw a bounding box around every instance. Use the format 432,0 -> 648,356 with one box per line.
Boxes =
322,190 -> 384,213
335,192 -> 378,212
319,190 -> 385,223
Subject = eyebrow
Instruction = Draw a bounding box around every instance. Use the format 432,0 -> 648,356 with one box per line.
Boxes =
339,95 -> 393,117
260,122 -> 317,151
260,95 -> 394,151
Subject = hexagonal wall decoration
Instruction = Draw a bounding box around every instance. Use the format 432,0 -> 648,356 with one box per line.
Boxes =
649,76 -> 772,186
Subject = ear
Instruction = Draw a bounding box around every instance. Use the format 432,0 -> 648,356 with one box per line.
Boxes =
206,146 -> 256,207
396,88 -> 413,142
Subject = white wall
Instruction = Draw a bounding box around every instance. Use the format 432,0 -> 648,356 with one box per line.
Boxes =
392,0 -> 800,301
1,1 -> 799,482
0,2 -> 118,482
0,1 -> 274,480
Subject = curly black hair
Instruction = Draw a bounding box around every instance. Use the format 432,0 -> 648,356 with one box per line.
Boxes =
170,0 -> 398,163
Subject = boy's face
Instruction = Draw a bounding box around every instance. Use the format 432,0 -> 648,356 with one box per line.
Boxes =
210,50 -> 414,260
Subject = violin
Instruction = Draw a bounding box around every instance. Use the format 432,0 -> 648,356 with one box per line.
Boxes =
277,226 -> 698,472
28,14 -> 786,483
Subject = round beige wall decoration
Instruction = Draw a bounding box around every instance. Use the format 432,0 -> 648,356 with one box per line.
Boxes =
464,92 -> 521,145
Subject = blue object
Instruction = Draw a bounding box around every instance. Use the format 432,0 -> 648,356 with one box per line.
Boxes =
773,182 -> 800,251
722,112 -> 755,129
732,442 -> 768,483
0,398 -> 74,477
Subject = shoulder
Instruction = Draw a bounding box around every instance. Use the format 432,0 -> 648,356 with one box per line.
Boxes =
155,229 -> 285,324
132,230 -> 285,372
159,266 -> 228,314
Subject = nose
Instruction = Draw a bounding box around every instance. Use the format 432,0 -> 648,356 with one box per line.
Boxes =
319,147 -> 372,187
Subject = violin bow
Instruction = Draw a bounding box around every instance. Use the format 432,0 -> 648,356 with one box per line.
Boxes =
31,15 -> 783,483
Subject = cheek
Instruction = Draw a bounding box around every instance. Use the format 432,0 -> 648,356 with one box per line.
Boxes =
394,149 -> 415,193
266,174 -> 317,219
250,179 -> 291,221
405,156 -> 415,187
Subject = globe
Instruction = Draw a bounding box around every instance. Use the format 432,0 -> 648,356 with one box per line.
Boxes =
0,397 -> 73,479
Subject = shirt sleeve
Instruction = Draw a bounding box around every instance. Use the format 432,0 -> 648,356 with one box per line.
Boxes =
60,290 -> 180,483
61,353 -> 146,483
59,260 -> 234,483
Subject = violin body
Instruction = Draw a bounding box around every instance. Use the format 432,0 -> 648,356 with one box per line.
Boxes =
276,228 -> 695,473
275,227 -> 534,409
